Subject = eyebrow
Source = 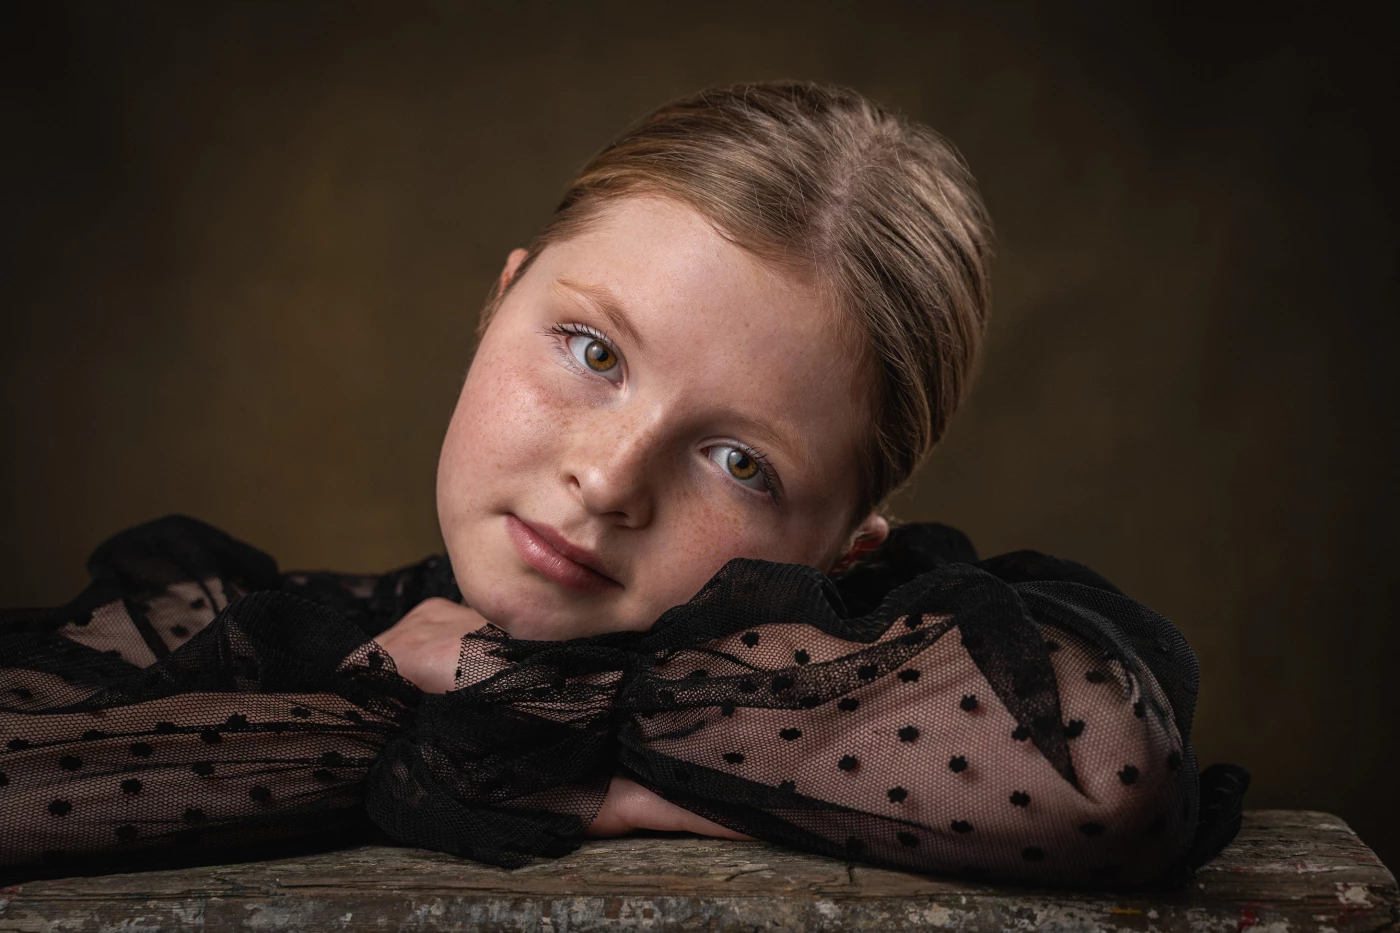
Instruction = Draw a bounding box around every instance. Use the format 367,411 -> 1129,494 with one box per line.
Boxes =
552,276 -> 812,477
554,278 -> 646,352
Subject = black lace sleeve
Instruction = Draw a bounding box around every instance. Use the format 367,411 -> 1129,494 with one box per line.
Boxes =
2,516 -> 1247,890
0,517 -> 430,875
609,524 -> 1248,890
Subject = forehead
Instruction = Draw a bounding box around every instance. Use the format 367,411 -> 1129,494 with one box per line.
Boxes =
529,196 -> 868,484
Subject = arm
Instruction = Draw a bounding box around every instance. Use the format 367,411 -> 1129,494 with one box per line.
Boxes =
0,596 -> 413,873
0,517 -> 415,873
676,614 -> 1181,881
616,560 -> 1196,889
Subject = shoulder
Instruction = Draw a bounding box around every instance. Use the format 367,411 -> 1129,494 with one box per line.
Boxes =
830,521 -> 1123,617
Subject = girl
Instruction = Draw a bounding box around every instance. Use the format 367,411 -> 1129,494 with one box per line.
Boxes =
0,82 -> 1247,888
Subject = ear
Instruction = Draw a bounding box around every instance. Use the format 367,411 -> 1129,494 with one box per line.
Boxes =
849,512 -> 890,552
829,512 -> 890,575
496,248 -> 530,298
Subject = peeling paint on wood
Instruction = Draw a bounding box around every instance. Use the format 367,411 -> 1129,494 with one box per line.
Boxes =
0,810 -> 1395,931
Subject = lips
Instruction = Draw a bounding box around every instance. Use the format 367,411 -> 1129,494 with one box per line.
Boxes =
505,514 -> 621,594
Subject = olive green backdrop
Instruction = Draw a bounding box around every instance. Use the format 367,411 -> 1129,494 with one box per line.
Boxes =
4,2 -> 1397,870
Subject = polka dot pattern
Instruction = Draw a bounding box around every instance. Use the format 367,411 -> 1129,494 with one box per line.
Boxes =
0,515 -> 1205,889
640,580 -> 1192,887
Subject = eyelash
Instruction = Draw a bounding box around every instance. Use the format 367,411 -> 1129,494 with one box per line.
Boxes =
547,322 -> 615,356
733,442 -> 783,504
542,322 -> 783,504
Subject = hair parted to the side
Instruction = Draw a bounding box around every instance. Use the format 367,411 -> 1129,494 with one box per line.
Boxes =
478,81 -> 993,536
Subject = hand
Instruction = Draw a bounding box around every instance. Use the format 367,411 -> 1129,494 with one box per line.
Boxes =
378,606 -> 753,841
585,775 -> 754,840
371,597 -> 493,693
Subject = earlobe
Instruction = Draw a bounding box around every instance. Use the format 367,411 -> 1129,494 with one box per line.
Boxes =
497,248 -> 530,298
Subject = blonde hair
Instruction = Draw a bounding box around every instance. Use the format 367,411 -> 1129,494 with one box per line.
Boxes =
480,81 -> 993,535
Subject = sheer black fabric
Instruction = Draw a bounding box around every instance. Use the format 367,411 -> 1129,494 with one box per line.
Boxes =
0,515 -> 1248,888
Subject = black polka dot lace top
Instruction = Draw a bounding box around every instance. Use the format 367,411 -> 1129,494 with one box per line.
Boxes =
0,515 -> 1249,888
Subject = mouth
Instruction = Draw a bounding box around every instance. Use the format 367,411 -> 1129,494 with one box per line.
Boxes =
505,514 -> 622,595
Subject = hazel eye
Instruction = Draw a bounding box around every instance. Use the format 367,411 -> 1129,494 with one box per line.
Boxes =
709,445 -> 768,491
565,334 -> 621,380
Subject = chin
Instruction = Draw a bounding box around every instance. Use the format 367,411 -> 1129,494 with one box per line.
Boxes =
500,615 -> 578,641
455,571 -> 592,641
501,594 -> 656,641
486,604 -> 614,641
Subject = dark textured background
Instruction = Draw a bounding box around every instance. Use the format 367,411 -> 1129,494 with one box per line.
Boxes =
3,2 -> 1397,871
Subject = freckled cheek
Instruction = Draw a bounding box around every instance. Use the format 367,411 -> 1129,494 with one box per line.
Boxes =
440,352 -> 566,507
657,494 -> 833,582
641,498 -> 782,607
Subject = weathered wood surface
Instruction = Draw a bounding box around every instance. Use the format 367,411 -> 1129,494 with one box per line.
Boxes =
0,810 -> 1394,931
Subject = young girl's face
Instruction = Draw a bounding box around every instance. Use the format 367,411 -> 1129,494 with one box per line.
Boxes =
436,196 -> 886,640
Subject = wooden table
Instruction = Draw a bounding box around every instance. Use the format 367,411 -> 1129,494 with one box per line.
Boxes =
1,810 -> 1394,931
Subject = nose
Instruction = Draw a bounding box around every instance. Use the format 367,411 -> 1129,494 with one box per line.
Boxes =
562,406 -> 661,528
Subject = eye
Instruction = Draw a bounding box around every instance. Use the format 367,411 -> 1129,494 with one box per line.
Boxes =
707,444 -> 776,495
571,335 -> 619,375
550,323 -> 623,383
